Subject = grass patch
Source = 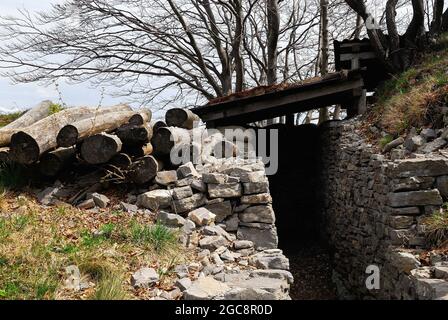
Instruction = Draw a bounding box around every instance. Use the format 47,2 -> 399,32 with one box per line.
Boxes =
0,195 -> 190,300
92,272 -> 127,300
422,207 -> 448,248
129,221 -> 178,252
370,33 -> 448,137
379,134 -> 394,148
49,103 -> 64,115
0,112 -> 22,128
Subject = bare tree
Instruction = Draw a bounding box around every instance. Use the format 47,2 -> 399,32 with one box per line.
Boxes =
344,0 -> 426,73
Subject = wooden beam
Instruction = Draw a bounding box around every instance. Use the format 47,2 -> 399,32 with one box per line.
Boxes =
197,78 -> 363,123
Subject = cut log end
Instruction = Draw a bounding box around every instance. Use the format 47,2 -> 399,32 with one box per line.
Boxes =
165,108 -> 199,129
10,132 -> 40,164
57,125 -> 79,147
39,146 -> 76,177
151,127 -> 175,156
81,133 -> 122,165
127,155 -> 160,184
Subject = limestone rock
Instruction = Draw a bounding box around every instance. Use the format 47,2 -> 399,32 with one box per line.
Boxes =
37,187 -> 60,206
225,214 -> 239,232
131,267 -> 159,288
243,182 -> 269,195
419,137 -> 447,153
137,189 -> 172,211
183,276 -> 230,300
436,175 -> 448,199
404,135 -> 425,152
420,128 -> 437,141
172,186 -> 193,200
383,137 -> 404,153
177,162 -> 199,179
205,200 -> 232,223
172,193 -> 206,214
175,277 -> 192,291
188,207 -> 216,226
202,173 -> 229,184
387,251 -> 421,274
387,189 -> 443,207
239,205 -> 275,224
241,193 -> 272,204
120,202 -> 138,213
234,240 -> 254,250
158,211 -> 185,227
389,158 -> 448,178
199,235 -> 229,251
389,216 -> 415,229
249,250 -> 290,270
77,198 -> 95,209
90,193 -> 110,208
237,226 -> 278,250
208,183 -> 242,198
155,170 -> 178,186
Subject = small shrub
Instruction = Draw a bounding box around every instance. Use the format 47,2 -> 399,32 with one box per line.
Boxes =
100,223 -> 115,239
130,221 -> 177,252
48,103 -> 64,115
92,272 -> 127,300
379,135 -> 394,148
0,112 -> 22,128
422,208 -> 448,248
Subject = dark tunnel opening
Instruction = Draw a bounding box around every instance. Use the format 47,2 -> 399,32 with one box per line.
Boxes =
258,123 -> 337,299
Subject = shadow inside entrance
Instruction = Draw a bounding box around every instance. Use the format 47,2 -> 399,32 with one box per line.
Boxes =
262,124 -> 337,300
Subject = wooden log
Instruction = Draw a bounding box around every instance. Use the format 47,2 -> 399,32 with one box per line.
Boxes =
151,126 -> 191,156
115,123 -> 153,147
122,142 -> 153,158
57,110 -> 150,147
8,104 -> 131,164
0,100 -> 53,131
152,120 -> 167,132
109,153 -> 132,169
80,133 -> 122,164
165,108 -> 200,129
39,146 -> 76,177
129,109 -> 152,125
0,147 -> 10,163
127,155 -> 161,184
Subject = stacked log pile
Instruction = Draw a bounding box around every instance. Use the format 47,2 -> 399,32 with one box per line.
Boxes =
0,102 -> 240,191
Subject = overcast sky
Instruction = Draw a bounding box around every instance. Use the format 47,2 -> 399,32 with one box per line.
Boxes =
0,0 -> 127,114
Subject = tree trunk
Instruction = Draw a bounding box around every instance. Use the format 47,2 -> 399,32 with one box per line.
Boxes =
127,155 -> 161,184
57,110 -> 150,147
431,0 -> 445,35
6,104 -> 131,163
165,108 -> 200,129
0,100 -> 53,131
318,0 -> 329,125
267,0 -> 280,85
151,127 -> 192,157
80,133 -> 122,164
39,146 -> 76,177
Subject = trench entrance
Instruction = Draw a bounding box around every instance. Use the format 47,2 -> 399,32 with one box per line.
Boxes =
263,124 -> 337,300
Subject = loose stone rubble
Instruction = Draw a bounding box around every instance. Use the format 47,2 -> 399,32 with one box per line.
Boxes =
132,158 -> 291,300
320,119 -> 448,300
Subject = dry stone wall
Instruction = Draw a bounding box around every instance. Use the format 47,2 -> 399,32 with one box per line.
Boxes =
135,158 -> 292,300
319,119 -> 448,300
